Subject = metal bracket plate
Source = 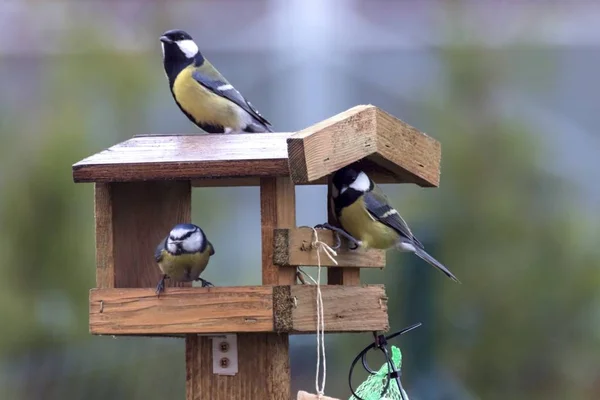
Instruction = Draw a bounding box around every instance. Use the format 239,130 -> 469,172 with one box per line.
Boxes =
211,334 -> 238,375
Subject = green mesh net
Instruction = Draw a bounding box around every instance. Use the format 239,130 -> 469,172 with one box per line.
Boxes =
348,346 -> 409,400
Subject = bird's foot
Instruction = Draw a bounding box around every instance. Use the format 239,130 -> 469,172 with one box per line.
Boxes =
155,274 -> 167,297
197,278 -> 214,288
314,223 -> 361,250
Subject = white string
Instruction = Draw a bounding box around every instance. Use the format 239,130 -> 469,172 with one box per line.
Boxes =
310,227 -> 337,398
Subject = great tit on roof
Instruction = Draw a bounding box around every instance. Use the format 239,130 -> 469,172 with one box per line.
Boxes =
154,223 -> 215,295
160,29 -> 273,134
322,167 -> 459,283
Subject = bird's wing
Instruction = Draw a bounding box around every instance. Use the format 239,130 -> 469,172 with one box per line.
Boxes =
207,240 -> 215,256
154,237 -> 167,262
191,70 -> 273,131
363,190 -> 424,249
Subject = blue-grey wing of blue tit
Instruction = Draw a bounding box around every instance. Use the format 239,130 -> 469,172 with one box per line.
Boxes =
191,70 -> 273,133
155,236 -> 167,263
363,189 -> 460,282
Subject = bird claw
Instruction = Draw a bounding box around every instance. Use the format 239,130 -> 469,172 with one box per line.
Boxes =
198,278 -> 214,288
155,274 -> 167,297
314,223 -> 361,250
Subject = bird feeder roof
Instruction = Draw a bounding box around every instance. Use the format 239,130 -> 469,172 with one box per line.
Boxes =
72,105 -> 441,187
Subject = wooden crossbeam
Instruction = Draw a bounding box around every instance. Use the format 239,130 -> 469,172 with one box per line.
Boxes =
89,285 -> 388,335
273,227 -> 386,268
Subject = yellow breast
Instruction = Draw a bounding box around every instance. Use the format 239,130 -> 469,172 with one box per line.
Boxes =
172,66 -> 244,129
338,199 -> 399,250
158,251 -> 211,282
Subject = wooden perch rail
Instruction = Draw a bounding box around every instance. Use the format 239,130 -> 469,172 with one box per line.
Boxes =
89,285 -> 389,335
273,227 -> 386,268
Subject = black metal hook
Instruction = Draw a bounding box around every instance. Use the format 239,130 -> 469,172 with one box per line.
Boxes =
348,323 -> 422,400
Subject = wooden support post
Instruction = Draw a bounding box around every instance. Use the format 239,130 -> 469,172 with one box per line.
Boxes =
326,177 -> 361,285
186,177 -> 295,400
94,181 -> 191,288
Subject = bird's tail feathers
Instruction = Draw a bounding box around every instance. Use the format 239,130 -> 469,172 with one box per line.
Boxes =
413,247 -> 460,283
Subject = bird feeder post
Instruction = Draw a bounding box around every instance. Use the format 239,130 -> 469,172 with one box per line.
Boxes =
185,176 -> 296,400
74,104 -> 441,400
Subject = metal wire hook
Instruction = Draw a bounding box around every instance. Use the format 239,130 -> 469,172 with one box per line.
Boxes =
348,323 -> 422,400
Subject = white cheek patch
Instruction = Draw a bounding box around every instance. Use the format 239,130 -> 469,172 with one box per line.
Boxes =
167,242 -> 177,254
161,43 -> 165,58
176,39 -> 199,58
349,171 -> 371,192
182,231 -> 203,253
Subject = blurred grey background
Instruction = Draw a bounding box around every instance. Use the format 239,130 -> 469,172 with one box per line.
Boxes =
1,0 -> 599,399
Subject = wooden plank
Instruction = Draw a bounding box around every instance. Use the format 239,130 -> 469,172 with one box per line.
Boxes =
286,285 -> 388,333
374,107 -> 441,187
73,133 -> 292,182
186,333 -> 289,400
110,181 -> 192,288
95,183 -> 115,288
326,177 -> 361,285
90,287 -> 273,335
287,105 -> 378,184
260,177 -> 297,285
286,105 -> 441,187
297,391 -> 340,400
89,286 -> 387,335
273,227 -> 385,268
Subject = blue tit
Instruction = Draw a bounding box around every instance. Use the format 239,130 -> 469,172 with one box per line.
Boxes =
160,29 -> 273,134
154,223 -> 215,295
322,167 -> 459,283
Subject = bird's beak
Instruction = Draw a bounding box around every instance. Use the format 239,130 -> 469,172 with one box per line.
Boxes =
160,36 -> 173,44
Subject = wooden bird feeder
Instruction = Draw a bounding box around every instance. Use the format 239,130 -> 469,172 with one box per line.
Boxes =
72,104 -> 441,399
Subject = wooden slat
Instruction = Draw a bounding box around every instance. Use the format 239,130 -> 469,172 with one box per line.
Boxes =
260,177 -> 297,285
73,133 -> 292,182
374,108 -> 441,187
95,184 -> 115,288
89,286 -> 388,335
287,105 -> 377,184
273,227 -> 385,268
90,287 -> 274,335
286,285 -> 388,333
286,105 -> 441,187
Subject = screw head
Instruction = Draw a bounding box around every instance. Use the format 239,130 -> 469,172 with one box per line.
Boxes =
219,341 -> 229,352
220,357 -> 230,368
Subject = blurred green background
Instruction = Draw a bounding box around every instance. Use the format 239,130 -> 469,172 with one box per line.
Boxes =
1,1 -> 599,399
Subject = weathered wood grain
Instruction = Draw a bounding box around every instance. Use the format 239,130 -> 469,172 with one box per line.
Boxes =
186,333 -> 290,400
260,177 -> 297,285
89,285 -> 388,335
73,133 -> 292,182
286,104 -> 441,187
90,287 -> 273,334
374,107 -> 441,187
287,285 -> 388,333
273,227 -> 385,268
287,105 -> 377,184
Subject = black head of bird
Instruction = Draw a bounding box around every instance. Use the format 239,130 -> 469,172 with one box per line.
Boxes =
332,167 -> 373,198
160,29 -> 202,72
